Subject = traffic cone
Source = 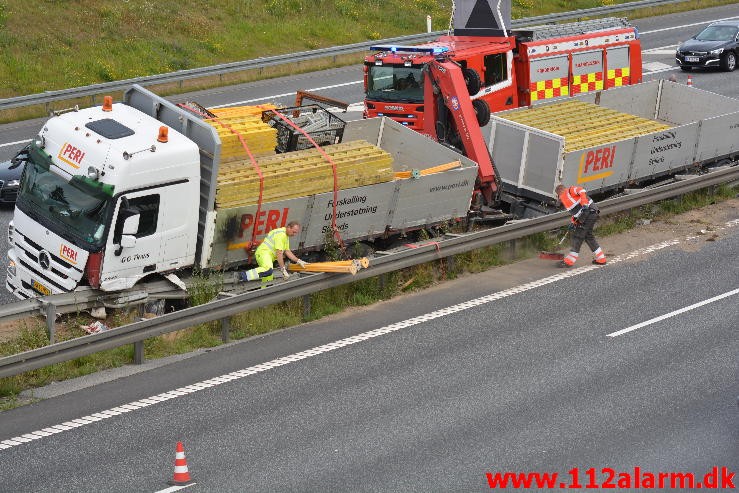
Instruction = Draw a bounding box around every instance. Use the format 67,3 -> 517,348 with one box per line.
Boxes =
168,442 -> 194,486
687,75 -> 692,87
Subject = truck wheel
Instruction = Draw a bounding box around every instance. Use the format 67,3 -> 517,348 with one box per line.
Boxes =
720,51 -> 736,72
463,68 -> 481,95
472,99 -> 491,127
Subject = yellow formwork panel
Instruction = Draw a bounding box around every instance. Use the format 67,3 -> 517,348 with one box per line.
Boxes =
213,140 -> 395,208
498,100 -> 673,152
208,104 -> 278,118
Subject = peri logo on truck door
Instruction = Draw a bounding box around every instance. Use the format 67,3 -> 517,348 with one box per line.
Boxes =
57,142 -> 86,169
577,145 -> 615,183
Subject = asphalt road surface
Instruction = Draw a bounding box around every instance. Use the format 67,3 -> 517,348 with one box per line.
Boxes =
0,222 -> 736,492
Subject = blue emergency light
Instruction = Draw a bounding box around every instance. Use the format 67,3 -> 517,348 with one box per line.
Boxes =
369,45 -> 449,55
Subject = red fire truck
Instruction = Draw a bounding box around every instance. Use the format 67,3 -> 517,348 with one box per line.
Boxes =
364,17 -> 642,133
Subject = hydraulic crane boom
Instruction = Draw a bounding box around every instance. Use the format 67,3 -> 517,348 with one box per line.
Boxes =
422,58 -> 500,205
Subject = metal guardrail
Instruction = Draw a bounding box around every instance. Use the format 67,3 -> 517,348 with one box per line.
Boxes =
0,165 -> 736,378
0,0 -> 691,112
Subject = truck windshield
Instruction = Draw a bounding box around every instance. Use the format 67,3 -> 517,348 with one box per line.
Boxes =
366,65 -> 424,102
16,144 -> 113,249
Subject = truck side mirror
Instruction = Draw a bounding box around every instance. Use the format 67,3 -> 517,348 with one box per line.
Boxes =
122,213 -> 140,235
120,235 -> 137,248
115,212 -> 140,256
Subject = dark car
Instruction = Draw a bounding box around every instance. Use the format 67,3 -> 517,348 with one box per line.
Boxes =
0,144 -> 29,204
676,20 -> 739,72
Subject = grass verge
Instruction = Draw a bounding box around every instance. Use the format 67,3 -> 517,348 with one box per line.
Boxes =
2,0 -> 738,124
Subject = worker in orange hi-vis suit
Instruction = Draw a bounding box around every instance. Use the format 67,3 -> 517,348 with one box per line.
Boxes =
555,184 -> 607,268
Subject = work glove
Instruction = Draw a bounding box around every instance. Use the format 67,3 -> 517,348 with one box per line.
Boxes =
281,267 -> 290,279
567,223 -> 576,231
297,259 -> 308,268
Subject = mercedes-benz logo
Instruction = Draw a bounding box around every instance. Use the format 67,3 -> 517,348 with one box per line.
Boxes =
39,250 -> 51,270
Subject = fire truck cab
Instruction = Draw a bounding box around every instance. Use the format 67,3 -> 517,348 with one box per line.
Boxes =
364,17 -> 642,134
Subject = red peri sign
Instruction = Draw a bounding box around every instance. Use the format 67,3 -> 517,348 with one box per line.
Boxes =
59,243 -> 78,265
239,207 -> 290,238
57,142 -> 86,169
578,145 -> 615,184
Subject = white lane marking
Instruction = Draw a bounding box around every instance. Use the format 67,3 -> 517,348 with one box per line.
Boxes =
644,48 -> 678,56
643,44 -> 678,54
155,483 -> 197,493
643,61 -> 675,72
207,80 -> 363,108
0,139 -> 31,150
640,16 -> 739,35
0,219 -> 736,451
608,288 -> 739,337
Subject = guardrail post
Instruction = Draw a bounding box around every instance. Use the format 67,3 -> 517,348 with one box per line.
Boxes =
43,302 -> 56,345
220,317 -> 230,343
506,239 -> 517,261
302,294 -> 311,321
133,341 -> 145,365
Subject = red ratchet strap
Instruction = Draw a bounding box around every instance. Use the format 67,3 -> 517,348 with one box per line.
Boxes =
178,104 -> 265,251
265,108 -> 346,251
403,241 -> 441,253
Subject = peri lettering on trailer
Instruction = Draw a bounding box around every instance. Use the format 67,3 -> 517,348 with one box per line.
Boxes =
57,142 -> 86,169
239,207 -> 290,238
577,145 -> 615,184
59,244 -> 78,265
527,32 -> 635,56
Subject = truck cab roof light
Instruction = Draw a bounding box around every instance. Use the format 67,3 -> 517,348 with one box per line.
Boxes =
102,96 -> 113,112
157,126 -> 169,143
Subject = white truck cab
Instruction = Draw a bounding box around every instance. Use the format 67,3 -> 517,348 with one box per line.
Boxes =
7,98 -> 201,298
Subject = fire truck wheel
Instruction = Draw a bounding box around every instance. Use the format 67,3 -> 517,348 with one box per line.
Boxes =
463,68 -> 481,95
472,99 -> 491,127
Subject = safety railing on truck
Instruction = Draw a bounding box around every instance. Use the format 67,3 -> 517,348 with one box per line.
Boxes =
0,164 -> 736,379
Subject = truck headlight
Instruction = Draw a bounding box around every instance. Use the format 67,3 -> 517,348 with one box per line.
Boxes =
6,179 -> 19,188
7,260 -> 16,278
709,48 -> 724,55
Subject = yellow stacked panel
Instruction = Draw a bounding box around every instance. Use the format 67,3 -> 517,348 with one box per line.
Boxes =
498,101 -> 672,152
215,140 -> 395,208
205,104 -> 280,160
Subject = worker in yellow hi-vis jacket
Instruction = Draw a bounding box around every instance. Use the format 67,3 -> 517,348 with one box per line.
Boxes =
239,221 -> 308,282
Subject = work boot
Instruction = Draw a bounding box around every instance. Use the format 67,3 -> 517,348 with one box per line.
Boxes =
592,259 -> 607,265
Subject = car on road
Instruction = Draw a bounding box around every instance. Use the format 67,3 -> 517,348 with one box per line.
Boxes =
675,20 -> 739,72
0,144 -> 29,204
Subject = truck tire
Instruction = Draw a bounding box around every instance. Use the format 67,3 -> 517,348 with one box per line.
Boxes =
720,51 -> 736,72
472,99 -> 491,127
463,68 -> 481,95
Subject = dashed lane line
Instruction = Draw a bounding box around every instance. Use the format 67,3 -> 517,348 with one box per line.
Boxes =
0,219 -> 736,452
